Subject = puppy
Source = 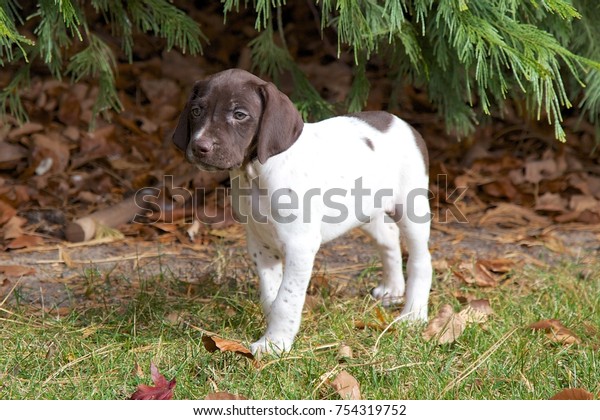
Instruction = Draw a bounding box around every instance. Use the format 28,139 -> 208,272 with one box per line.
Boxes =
173,69 -> 432,356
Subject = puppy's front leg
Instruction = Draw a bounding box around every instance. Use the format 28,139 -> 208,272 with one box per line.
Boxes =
246,231 -> 283,313
250,245 -> 317,357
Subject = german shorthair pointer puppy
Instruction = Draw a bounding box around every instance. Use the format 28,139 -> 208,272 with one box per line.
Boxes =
173,69 -> 432,357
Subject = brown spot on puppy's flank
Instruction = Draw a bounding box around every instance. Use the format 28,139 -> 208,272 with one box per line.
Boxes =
409,125 -> 429,175
363,137 -> 375,151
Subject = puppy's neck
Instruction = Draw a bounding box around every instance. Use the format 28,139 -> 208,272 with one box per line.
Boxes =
231,159 -> 261,182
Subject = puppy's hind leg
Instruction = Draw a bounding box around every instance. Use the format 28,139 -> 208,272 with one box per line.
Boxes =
362,213 -> 406,306
398,195 -> 432,323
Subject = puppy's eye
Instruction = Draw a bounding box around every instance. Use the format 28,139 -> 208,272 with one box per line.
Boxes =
191,107 -> 202,118
233,110 -> 248,120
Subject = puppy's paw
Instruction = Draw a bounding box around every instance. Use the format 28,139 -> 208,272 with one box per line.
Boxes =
370,284 -> 404,307
250,335 -> 293,359
398,305 -> 428,323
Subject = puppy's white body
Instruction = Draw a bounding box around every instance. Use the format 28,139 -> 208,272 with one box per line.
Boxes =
230,115 -> 432,355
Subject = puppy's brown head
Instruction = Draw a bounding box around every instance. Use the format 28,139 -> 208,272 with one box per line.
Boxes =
173,69 -> 304,171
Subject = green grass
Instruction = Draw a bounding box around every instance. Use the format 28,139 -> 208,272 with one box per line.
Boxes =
0,256 -> 598,400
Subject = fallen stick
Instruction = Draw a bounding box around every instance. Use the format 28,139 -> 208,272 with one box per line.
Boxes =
65,190 -> 153,242
65,171 -> 228,242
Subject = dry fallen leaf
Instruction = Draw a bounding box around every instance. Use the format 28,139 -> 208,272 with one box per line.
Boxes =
8,121 -> 44,140
460,306 -> 488,324
0,201 -> 17,226
537,232 -> 569,254
337,344 -> 353,362
330,370 -> 361,400
422,304 -> 467,344
205,391 -> 248,400
0,265 -> 36,278
473,261 -> 500,287
423,302 -> 492,344
5,234 -> 44,250
524,154 -> 566,184
130,362 -> 176,400
535,192 -> 568,212
31,132 -> 70,175
3,215 -> 26,240
549,388 -> 594,400
140,78 -> 180,105
453,259 -> 514,288
477,258 -> 515,274
202,335 -> 255,360
468,299 -> 494,316
528,319 -> 582,345
0,142 -> 27,169
478,203 -> 551,229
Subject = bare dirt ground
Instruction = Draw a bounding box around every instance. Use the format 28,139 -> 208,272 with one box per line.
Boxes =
2,218 -> 598,312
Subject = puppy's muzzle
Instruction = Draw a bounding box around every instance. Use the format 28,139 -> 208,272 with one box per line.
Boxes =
192,138 -> 214,156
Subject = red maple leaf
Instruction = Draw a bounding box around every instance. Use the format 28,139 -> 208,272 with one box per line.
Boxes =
130,362 -> 176,400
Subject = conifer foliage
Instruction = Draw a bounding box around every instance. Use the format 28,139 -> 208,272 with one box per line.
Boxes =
0,0 -> 205,124
1,1 -> 599,139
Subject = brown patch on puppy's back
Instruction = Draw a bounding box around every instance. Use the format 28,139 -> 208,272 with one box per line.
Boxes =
349,111 -> 393,132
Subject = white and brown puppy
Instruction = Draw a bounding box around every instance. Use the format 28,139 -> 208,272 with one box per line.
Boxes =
173,69 -> 432,356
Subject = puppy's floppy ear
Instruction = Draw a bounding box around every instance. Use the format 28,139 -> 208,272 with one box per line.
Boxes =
256,82 -> 304,164
172,100 -> 191,151
172,81 -> 207,151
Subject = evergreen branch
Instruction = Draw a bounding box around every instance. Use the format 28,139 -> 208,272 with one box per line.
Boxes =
2,0 -> 208,124
289,66 -> 335,122
0,0 -> 33,65
536,0 -> 580,20
570,1 -> 600,126
249,23 -> 333,121
423,0 -> 600,139
393,22 -> 426,76
126,0 -> 206,54
346,54 -> 369,113
67,32 -> 122,126
91,0 -> 134,61
32,0 -> 84,77
255,0 -> 286,30
0,63 -> 30,123
56,0 -> 84,40
248,26 -> 293,84
2,0 -> 600,141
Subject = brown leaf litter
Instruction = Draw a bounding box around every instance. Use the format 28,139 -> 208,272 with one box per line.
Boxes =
129,362 -> 176,400
329,370 -> 362,400
423,301 -> 493,345
201,335 -> 255,360
527,319 -> 582,345
549,388 -> 595,400
205,391 -> 248,400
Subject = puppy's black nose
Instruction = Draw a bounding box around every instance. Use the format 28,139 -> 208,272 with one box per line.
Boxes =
194,140 -> 214,154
